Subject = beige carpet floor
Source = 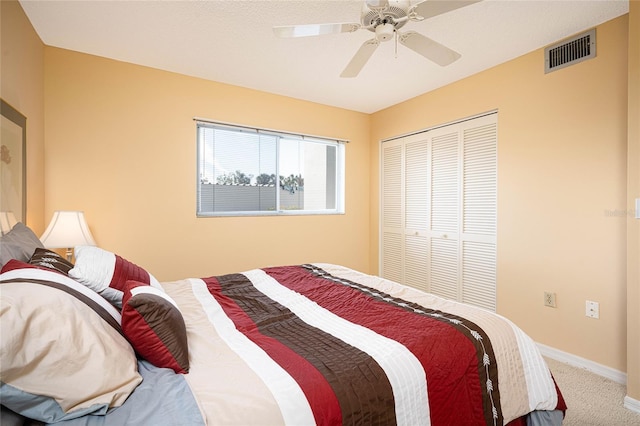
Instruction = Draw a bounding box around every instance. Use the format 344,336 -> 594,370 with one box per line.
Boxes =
545,357 -> 640,425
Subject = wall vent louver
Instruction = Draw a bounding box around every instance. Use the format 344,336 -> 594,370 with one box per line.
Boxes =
545,29 -> 596,73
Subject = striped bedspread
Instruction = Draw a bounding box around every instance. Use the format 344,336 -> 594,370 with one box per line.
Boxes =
160,263 -> 563,426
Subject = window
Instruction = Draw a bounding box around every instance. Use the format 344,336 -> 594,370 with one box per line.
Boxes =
197,121 -> 345,216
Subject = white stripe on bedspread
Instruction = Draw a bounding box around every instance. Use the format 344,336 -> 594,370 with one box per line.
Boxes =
190,278 -> 316,426
244,269 -> 431,426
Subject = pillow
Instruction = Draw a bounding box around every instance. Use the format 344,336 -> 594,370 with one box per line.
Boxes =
28,247 -> 74,275
0,223 -> 44,268
69,245 -> 160,309
0,259 -> 122,325
0,280 -> 142,422
122,280 -> 189,374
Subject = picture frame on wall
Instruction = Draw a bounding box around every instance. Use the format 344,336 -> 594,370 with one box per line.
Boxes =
1,98 -> 27,226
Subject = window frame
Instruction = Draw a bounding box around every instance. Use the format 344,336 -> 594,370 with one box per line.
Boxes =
195,119 -> 347,217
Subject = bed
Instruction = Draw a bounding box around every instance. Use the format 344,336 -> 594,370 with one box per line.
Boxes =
0,223 -> 566,425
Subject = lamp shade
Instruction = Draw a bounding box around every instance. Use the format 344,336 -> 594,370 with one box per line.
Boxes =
40,211 -> 96,248
0,211 -> 18,235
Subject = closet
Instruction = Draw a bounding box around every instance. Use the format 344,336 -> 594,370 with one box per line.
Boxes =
380,113 -> 497,311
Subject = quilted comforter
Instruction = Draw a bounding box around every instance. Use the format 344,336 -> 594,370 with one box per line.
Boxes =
161,263 -> 564,425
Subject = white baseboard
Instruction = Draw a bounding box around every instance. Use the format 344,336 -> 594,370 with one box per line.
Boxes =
536,343 -> 640,416
624,396 -> 640,415
536,342 -> 627,385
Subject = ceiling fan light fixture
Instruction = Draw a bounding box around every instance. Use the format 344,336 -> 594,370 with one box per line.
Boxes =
375,22 -> 395,42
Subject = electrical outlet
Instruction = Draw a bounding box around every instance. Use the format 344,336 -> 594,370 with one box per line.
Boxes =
586,300 -> 599,319
544,292 -> 557,308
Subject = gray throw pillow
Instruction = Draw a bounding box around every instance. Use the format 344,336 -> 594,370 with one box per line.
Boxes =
0,222 -> 44,268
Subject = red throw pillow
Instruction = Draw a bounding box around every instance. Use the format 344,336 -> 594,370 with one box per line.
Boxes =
121,280 -> 189,374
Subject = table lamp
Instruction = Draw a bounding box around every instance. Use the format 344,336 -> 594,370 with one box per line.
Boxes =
40,211 -> 96,261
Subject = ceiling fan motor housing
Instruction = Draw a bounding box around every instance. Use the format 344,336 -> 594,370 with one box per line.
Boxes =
361,0 -> 411,30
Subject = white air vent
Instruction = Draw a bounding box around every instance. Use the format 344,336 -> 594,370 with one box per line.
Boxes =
545,29 -> 596,73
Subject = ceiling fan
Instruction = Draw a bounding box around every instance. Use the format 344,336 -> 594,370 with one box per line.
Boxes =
273,0 -> 480,78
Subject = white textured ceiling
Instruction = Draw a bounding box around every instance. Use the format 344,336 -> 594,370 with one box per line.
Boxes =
20,0 -> 629,113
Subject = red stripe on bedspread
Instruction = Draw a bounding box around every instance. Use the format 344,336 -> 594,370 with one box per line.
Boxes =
203,276 -> 341,425
264,265 -> 502,426
204,275 -> 398,426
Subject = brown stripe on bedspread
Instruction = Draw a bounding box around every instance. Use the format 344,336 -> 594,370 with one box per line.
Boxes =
214,273 -> 397,426
300,264 -> 502,426
0,278 -> 122,335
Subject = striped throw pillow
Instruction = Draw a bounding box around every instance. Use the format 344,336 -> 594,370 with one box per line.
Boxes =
69,245 -> 160,309
121,280 -> 189,374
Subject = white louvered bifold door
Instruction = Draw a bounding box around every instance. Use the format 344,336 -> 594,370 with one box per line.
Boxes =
380,113 -> 497,311
404,136 -> 429,292
381,140 -> 404,284
429,128 -> 460,301
460,116 -> 497,311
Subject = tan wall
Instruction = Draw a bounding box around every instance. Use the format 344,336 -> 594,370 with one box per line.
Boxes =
0,0 -> 45,232
43,48 -> 371,281
627,0 -> 640,403
370,16 -> 630,372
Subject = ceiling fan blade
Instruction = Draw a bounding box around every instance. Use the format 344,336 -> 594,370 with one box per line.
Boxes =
412,0 -> 481,20
340,39 -> 380,78
273,23 -> 360,38
398,31 -> 461,66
